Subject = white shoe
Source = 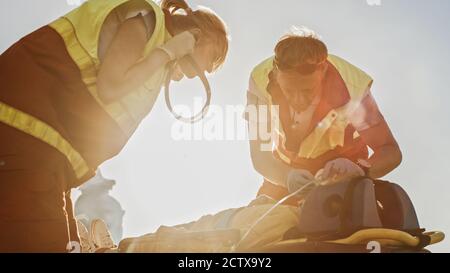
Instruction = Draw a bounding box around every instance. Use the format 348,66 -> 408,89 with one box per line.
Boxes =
76,219 -> 94,253
90,219 -> 116,251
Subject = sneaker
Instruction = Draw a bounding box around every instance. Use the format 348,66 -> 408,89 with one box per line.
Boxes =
76,219 -> 94,253
90,219 -> 116,250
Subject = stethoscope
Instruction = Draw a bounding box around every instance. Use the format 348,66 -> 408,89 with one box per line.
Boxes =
164,56 -> 211,124
163,8 -> 211,124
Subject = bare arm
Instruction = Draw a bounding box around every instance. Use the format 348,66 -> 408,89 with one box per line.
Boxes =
246,81 -> 294,187
354,92 -> 403,179
359,121 -> 402,179
249,136 -> 294,187
97,16 -> 170,104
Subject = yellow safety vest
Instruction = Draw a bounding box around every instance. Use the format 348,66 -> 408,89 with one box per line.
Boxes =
49,0 -> 171,136
250,55 -> 373,164
0,0 -> 170,180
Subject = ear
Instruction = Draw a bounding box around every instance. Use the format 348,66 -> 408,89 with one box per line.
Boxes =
273,68 -> 281,82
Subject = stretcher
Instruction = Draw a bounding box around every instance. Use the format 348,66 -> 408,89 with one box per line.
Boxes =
117,178 -> 445,253
118,228 -> 444,253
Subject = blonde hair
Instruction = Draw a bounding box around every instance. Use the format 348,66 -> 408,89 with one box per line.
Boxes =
161,0 -> 229,71
274,26 -> 328,71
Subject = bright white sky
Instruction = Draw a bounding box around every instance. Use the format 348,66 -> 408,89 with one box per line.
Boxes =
1,0 -> 449,252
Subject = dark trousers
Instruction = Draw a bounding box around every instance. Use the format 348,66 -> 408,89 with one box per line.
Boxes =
0,123 -> 80,252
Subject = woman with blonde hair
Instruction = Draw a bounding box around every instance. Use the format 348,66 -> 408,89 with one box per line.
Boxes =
0,0 -> 228,252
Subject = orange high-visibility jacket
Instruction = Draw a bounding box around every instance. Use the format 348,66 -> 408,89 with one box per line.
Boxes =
250,55 -> 374,173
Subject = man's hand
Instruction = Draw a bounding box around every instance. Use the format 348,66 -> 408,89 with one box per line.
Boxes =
287,169 -> 315,194
319,158 -> 365,185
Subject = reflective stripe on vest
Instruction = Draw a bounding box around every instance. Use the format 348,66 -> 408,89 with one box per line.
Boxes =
251,54 -> 373,162
0,101 -> 90,179
49,0 -> 170,137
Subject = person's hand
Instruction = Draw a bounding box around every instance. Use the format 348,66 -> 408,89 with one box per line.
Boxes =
318,158 -> 365,185
158,31 -> 197,61
287,169 -> 315,194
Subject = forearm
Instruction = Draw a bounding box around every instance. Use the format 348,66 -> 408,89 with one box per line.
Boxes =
98,48 -> 170,103
250,139 -> 293,187
246,82 -> 295,187
357,115 -> 403,179
367,144 -> 402,179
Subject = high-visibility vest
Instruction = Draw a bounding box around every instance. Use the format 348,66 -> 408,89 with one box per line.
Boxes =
0,0 -> 169,180
250,54 -> 373,168
49,0 -> 171,136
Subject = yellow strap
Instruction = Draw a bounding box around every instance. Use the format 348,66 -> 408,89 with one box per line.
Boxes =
275,149 -> 292,165
49,16 -> 167,136
49,18 -> 137,135
331,228 -> 445,248
0,101 -> 90,179
259,229 -> 445,251
250,57 -> 275,103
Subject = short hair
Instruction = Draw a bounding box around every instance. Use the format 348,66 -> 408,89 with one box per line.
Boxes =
274,26 -> 328,73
